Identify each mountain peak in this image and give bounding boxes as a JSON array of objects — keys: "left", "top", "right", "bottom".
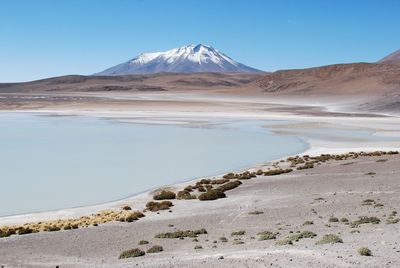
[{"left": 95, "top": 44, "right": 262, "bottom": 75}]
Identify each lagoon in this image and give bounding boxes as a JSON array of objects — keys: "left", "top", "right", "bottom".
[{"left": 0, "top": 113, "right": 308, "bottom": 216}]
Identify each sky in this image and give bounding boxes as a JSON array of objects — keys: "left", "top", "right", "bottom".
[{"left": 0, "top": 0, "right": 399, "bottom": 82}]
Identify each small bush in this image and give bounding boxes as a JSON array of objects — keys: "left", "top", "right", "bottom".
[
  {"left": 119, "top": 248, "right": 145, "bottom": 259},
  {"left": 303, "top": 220, "right": 314, "bottom": 225},
  {"left": 248, "top": 210, "right": 264, "bottom": 215},
  {"left": 147, "top": 245, "right": 163, "bottom": 253},
  {"left": 138, "top": 240, "right": 149, "bottom": 245},
  {"left": 177, "top": 190, "right": 196, "bottom": 200},
  {"left": 264, "top": 169, "right": 292, "bottom": 176},
  {"left": 258, "top": 231, "right": 278, "bottom": 240},
  {"left": 194, "top": 245, "right": 203, "bottom": 249},
  {"left": 220, "top": 237, "right": 228, "bottom": 242},
  {"left": 351, "top": 216, "right": 380, "bottom": 227},
  {"left": 316, "top": 234, "right": 343, "bottom": 245},
  {"left": 358, "top": 247, "right": 372, "bottom": 256},
  {"left": 146, "top": 201, "right": 173, "bottom": 212},
  {"left": 231, "top": 230, "right": 246, "bottom": 236},
  {"left": 198, "top": 189, "right": 226, "bottom": 201},
  {"left": 155, "top": 228, "right": 207, "bottom": 239},
  {"left": 276, "top": 238, "right": 293, "bottom": 246},
  {"left": 329, "top": 217, "right": 339, "bottom": 223},
  {"left": 153, "top": 190, "right": 176, "bottom": 200},
  {"left": 340, "top": 218, "right": 349, "bottom": 223},
  {"left": 217, "top": 180, "right": 242, "bottom": 192}
]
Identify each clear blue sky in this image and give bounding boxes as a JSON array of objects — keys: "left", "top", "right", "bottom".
[{"left": 0, "top": 0, "right": 399, "bottom": 82}]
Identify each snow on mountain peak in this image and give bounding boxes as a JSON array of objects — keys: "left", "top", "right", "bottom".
[{"left": 95, "top": 44, "right": 262, "bottom": 75}]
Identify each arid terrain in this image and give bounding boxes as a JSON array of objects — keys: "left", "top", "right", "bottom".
[{"left": 1, "top": 152, "right": 399, "bottom": 267}]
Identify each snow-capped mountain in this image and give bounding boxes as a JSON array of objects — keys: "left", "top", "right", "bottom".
[{"left": 95, "top": 44, "right": 262, "bottom": 75}]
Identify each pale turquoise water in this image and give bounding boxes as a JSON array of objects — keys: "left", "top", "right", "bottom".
[{"left": 0, "top": 113, "right": 308, "bottom": 216}]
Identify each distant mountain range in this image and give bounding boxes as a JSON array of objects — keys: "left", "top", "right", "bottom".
[{"left": 95, "top": 44, "right": 262, "bottom": 75}]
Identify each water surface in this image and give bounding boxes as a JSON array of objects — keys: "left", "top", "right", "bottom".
[{"left": 0, "top": 113, "right": 307, "bottom": 216}]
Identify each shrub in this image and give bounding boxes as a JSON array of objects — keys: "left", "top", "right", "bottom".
[
  {"left": 210, "top": 178, "right": 229, "bottom": 184},
  {"left": 220, "top": 237, "right": 228, "bottom": 242},
  {"left": 303, "top": 221, "right": 314, "bottom": 225},
  {"left": 297, "top": 163, "right": 314, "bottom": 170},
  {"left": 217, "top": 180, "right": 242, "bottom": 192},
  {"left": 231, "top": 230, "right": 246, "bottom": 236},
  {"left": 17, "top": 227, "right": 34, "bottom": 235},
  {"left": 223, "top": 173, "right": 236, "bottom": 180},
  {"left": 248, "top": 210, "right": 264, "bottom": 215},
  {"left": 286, "top": 231, "right": 317, "bottom": 242},
  {"left": 194, "top": 245, "right": 203, "bottom": 249},
  {"left": 329, "top": 217, "right": 339, "bottom": 223},
  {"left": 155, "top": 228, "right": 207, "bottom": 239},
  {"left": 316, "top": 234, "right": 343, "bottom": 245},
  {"left": 276, "top": 238, "right": 293, "bottom": 246},
  {"left": 258, "top": 231, "right": 278, "bottom": 240},
  {"left": 351, "top": 216, "right": 380, "bottom": 227},
  {"left": 198, "top": 189, "right": 226, "bottom": 201},
  {"left": 138, "top": 240, "right": 149, "bottom": 245},
  {"left": 264, "top": 169, "right": 292, "bottom": 176},
  {"left": 119, "top": 248, "right": 145, "bottom": 259},
  {"left": 153, "top": 190, "right": 176, "bottom": 200},
  {"left": 340, "top": 218, "right": 349, "bottom": 223},
  {"left": 121, "top": 205, "right": 132, "bottom": 210},
  {"left": 147, "top": 245, "right": 163, "bottom": 253},
  {"left": 358, "top": 247, "right": 372, "bottom": 256},
  {"left": 146, "top": 201, "right": 173, "bottom": 212},
  {"left": 197, "top": 185, "right": 206, "bottom": 192},
  {"left": 177, "top": 190, "right": 196, "bottom": 200}
]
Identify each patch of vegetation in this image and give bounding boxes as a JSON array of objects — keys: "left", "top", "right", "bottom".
[
  {"left": 258, "top": 231, "right": 278, "bottom": 240},
  {"left": 297, "top": 162, "right": 314, "bottom": 170},
  {"left": 386, "top": 218, "right": 400, "bottom": 224},
  {"left": 220, "top": 237, "right": 228, "bottom": 242},
  {"left": 365, "top": 172, "right": 376, "bottom": 176},
  {"left": 314, "top": 197, "right": 325, "bottom": 201},
  {"left": 176, "top": 190, "right": 196, "bottom": 200},
  {"left": 231, "top": 230, "right": 246, "bottom": 236},
  {"left": 350, "top": 229, "right": 360, "bottom": 234},
  {"left": 217, "top": 180, "right": 242, "bottom": 192},
  {"left": 358, "top": 247, "right": 372, "bottom": 256},
  {"left": 351, "top": 216, "right": 380, "bottom": 227},
  {"left": 362, "top": 199, "right": 375, "bottom": 206},
  {"left": 147, "top": 245, "right": 163, "bottom": 253},
  {"left": 194, "top": 245, "right": 203, "bottom": 249},
  {"left": 153, "top": 190, "right": 176, "bottom": 200},
  {"left": 340, "top": 218, "right": 349, "bottom": 223},
  {"left": 145, "top": 201, "right": 173, "bottom": 212},
  {"left": 155, "top": 228, "right": 207, "bottom": 239},
  {"left": 121, "top": 205, "right": 132, "bottom": 210},
  {"left": 316, "top": 234, "right": 343, "bottom": 245},
  {"left": 329, "top": 216, "right": 339, "bottom": 223},
  {"left": 264, "top": 169, "right": 292, "bottom": 176},
  {"left": 119, "top": 248, "right": 145, "bottom": 259},
  {"left": 303, "top": 220, "right": 314, "bottom": 226},
  {"left": 198, "top": 189, "right": 226, "bottom": 201},
  {"left": 248, "top": 210, "right": 264, "bottom": 215},
  {"left": 287, "top": 230, "right": 317, "bottom": 242},
  {"left": 275, "top": 238, "right": 293, "bottom": 246},
  {"left": 138, "top": 240, "right": 149, "bottom": 245},
  {"left": 376, "top": 159, "right": 388, "bottom": 162},
  {"left": 233, "top": 239, "right": 244, "bottom": 245}
]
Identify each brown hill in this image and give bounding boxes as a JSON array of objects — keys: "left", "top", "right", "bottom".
[
  {"left": 0, "top": 72, "right": 263, "bottom": 93},
  {"left": 257, "top": 63, "right": 400, "bottom": 96}
]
